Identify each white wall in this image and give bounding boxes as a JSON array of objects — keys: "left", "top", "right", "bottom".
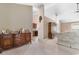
[{"left": 0, "top": 3, "right": 32, "bottom": 32}]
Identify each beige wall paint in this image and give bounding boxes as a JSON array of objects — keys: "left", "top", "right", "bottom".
[
  {"left": 0, "top": 4, "right": 32, "bottom": 32},
  {"left": 9, "top": 4, "right": 32, "bottom": 32},
  {"left": 60, "top": 21, "right": 79, "bottom": 32},
  {"left": 0, "top": 4, "right": 10, "bottom": 31},
  {"left": 60, "top": 22, "right": 71, "bottom": 32}
]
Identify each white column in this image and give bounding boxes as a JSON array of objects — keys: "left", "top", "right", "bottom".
[
  {"left": 37, "top": 4, "right": 44, "bottom": 40},
  {"left": 33, "top": 4, "right": 44, "bottom": 40},
  {"left": 56, "top": 19, "right": 60, "bottom": 33}
]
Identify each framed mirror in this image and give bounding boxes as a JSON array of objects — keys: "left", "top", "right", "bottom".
[{"left": 39, "top": 16, "right": 42, "bottom": 23}]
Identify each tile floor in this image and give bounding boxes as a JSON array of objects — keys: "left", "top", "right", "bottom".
[{"left": 1, "top": 37, "right": 79, "bottom": 55}]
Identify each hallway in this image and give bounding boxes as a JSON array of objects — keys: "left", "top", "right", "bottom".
[{"left": 1, "top": 37, "right": 79, "bottom": 55}]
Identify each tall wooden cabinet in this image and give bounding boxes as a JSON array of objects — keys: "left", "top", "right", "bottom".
[{"left": 48, "top": 22, "right": 52, "bottom": 39}]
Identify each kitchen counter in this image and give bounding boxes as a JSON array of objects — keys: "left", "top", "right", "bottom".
[{"left": 56, "top": 31, "right": 79, "bottom": 49}]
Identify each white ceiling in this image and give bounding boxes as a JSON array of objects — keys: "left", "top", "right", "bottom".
[{"left": 45, "top": 3, "right": 79, "bottom": 22}]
